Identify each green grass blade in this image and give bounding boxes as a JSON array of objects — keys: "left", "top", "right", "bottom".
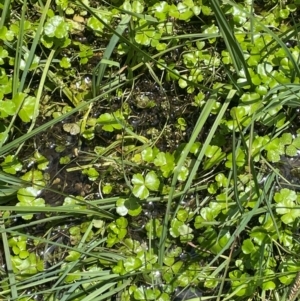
[
  {"left": 18, "top": 0, "right": 51, "bottom": 92},
  {"left": 0, "top": 216, "right": 18, "bottom": 300},
  {"left": 158, "top": 96, "right": 217, "bottom": 266},
  {"left": 12, "top": 0, "right": 26, "bottom": 97},
  {"left": 15, "top": 49, "right": 57, "bottom": 155},
  {"left": 0, "top": 0, "right": 11, "bottom": 28},
  {"left": 209, "top": 0, "right": 251, "bottom": 86},
  {"left": 207, "top": 172, "right": 275, "bottom": 269},
  {"left": 94, "top": 15, "right": 131, "bottom": 96},
  {"left": 0, "top": 205, "right": 114, "bottom": 219},
  {"left": 231, "top": 123, "right": 244, "bottom": 213},
  {"left": 181, "top": 89, "right": 236, "bottom": 200}
]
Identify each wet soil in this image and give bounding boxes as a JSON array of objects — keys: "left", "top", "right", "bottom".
[{"left": 13, "top": 76, "right": 210, "bottom": 208}]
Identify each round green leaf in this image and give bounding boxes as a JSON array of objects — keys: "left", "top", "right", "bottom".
[
  {"left": 124, "top": 257, "right": 142, "bottom": 272},
  {"left": 19, "top": 250, "right": 29, "bottom": 259},
  {"left": 82, "top": 167, "right": 99, "bottom": 181},
  {"left": 177, "top": 209, "right": 188, "bottom": 222},
  {"left": 286, "top": 144, "right": 297, "bottom": 156},
  {"left": 178, "top": 224, "right": 193, "bottom": 236},
  {"left": 116, "top": 217, "right": 128, "bottom": 229},
  {"left": 116, "top": 199, "right": 128, "bottom": 216},
  {"left": 0, "top": 100, "right": 16, "bottom": 117},
  {"left": 141, "top": 148, "right": 153, "bottom": 162},
  {"left": 87, "top": 16, "right": 104, "bottom": 32},
  {"left": 34, "top": 151, "right": 49, "bottom": 170},
  {"left": 17, "top": 187, "right": 39, "bottom": 203},
  {"left": 293, "top": 137, "right": 300, "bottom": 149},
  {"left": 60, "top": 57, "right": 71, "bottom": 68},
  {"left": 178, "top": 165, "right": 189, "bottom": 181},
  {"left": 170, "top": 218, "right": 183, "bottom": 238},
  {"left": 154, "top": 152, "right": 167, "bottom": 166},
  {"left": 44, "top": 16, "right": 69, "bottom": 39},
  {"left": 60, "top": 156, "right": 71, "bottom": 164},
  {"left": 124, "top": 198, "right": 142, "bottom": 216},
  {"left": 1, "top": 155, "right": 22, "bottom": 174},
  {"left": 132, "top": 184, "right": 149, "bottom": 200},
  {"left": 21, "top": 170, "right": 45, "bottom": 187},
  {"left": 279, "top": 8, "right": 289, "bottom": 19},
  {"left": 242, "top": 239, "right": 256, "bottom": 254},
  {"left": 132, "top": 173, "right": 144, "bottom": 185},
  {"left": 65, "top": 251, "right": 81, "bottom": 261},
  {"left": 145, "top": 171, "right": 160, "bottom": 191},
  {"left": 12, "top": 93, "right": 36, "bottom": 122},
  {"left": 262, "top": 270, "right": 276, "bottom": 290},
  {"left": 97, "top": 112, "right": 122, "bottom": 132}
]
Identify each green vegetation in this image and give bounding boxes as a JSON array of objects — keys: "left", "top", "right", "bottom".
[{"left": 1, "top": 0, "right": 300, "bottom": 300}]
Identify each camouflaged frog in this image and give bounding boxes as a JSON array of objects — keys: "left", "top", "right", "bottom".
[{"left": 278, "top": 156, "right": 300, "bottom": 190}]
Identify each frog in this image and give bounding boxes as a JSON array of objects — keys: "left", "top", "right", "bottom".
[
  {"left": 43, "top": 236, "right": 68, "bottom": 269},
  {"left": 277, "top": 155, "right": 300, "bottom": 190},
  {"left": 135, "top": 92, "right": 156, "bottom": 109}
]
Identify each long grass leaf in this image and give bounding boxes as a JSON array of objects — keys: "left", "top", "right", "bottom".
[
  {"left": 12, "top": 0, "right": 26, "bottom": 97},
  {"left": 16, "top": 49, "right": 57, "bottom": 156},
  {"left": 158, "top": 97, "right": 217, "bottom": 266},
  {"left": 209, "top": 0, "right": 251, "bottom": 85},
  {"left": 207, "top": 172, "right": 275, "bottom": 269},
  {"left": 94, "top": 15, "right": 131, "bottom": 96},
  {"left": 231, "top": 122, "right": 244, "bottom": 213},
  {"left": 181, "top": 89, "right": 236, "bottom": 199},
  {"left": 0, "top": 205, "right": 114, "bottom": 219},
  {"left": 18, "top": 0, "right": 51, "bottom": 92},
  {"left": 0, "top": 215, "right": 18, "bottom": 300},
  {"left": 0, "top": 0, "right": 11, "bottom": 28}
]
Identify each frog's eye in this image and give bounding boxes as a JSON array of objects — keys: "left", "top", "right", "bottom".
[{"left": 63, "top": 123, "right": 80, "bottom": 135}]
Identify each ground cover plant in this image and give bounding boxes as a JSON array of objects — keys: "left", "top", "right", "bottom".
[{"left": 2, "top": 0, "right": 300, "bottom": 300}]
